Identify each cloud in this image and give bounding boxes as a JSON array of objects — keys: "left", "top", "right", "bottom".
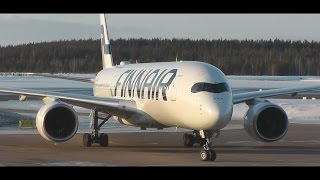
[
  {"left": 2, "top": 14, "right": 320, "bottom": 46},
  {"left": 0, "top": 16, "right": 157, "bottom": 46},
  {"left": 0, "top": 14, "right": 19, "bottom": 21},
  {"left": 0, "top": 17, "right": 99, "bottom": 46}
]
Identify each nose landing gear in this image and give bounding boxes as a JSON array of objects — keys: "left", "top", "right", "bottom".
[
  {"left": 199, "top": 130, "right": 218, "bottom": 161},
  {"left": 183, "top": 130, "right": 220, "bottom": 161}
]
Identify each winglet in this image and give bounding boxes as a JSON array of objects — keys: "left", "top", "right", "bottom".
[{"left": 99, "top": 14, "right": 114, "bottom": 69}]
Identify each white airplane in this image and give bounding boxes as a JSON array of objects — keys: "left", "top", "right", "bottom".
[{"left": 1, "top": 14, "right": 320, "bottom": 161}]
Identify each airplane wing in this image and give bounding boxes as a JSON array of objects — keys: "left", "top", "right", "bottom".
[
  {"left": 32, "top": 73, "right": 94, "bottom": 83},
  {"left": 0, "top": 88, "right": 136, "bottom": 118},
  {"left": 233, "top": 85, "right": 320, "bottom": 104},
  {"left": 2, "top": 85, "right": 320, "bottom": 115}
]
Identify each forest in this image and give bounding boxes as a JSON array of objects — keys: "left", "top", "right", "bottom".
[{"left": 1, "top": 38, "right": 320, "bottom": 75}]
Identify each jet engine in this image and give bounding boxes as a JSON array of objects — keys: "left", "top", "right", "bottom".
[
  {"left": 244, "top": 99, "right": 288, "bottom": 142},
  {"left": 36, "top": 102, "right": 78, "bottom": 142}
]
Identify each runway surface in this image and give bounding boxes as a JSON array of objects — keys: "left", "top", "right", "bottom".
[{"left": 0, "top": 123, "right": 320, "bottom": 166}]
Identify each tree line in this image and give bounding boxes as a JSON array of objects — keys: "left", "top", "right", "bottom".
[{"left": 1, "top": 38, "right": 320, "bottom": 75}]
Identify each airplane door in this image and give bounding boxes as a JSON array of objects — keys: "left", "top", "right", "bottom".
[{"left": 170, "top": 75, "right": 182, "bottom": 101}]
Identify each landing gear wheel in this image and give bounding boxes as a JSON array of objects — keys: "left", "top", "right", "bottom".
[
  {"left": 200, "top": 150, "right": 210, "bottom": 161},
  {"left": 83, "top": 133, "right": 92, "bottom": 147},
  {"left": 200, "top": 150, "right": 216, "bottom": 161},
  {"left": 208, "top": 149, "right": 216, "bottom": 161},
  {"left": 183, "top": 134, "right": 194, "bottom": 147},
  {"left": 99, "top": 133, "right": 109, "bottom": 147}
]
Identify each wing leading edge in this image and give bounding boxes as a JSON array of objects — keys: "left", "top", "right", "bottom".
[
  {"left": 233, "top": 85, "right": 320, "bottom": 104},
  {"left": 0, "top": 88, "right": 136, "bottom": 118}
]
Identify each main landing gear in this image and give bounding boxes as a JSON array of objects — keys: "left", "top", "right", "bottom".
[
  {"left": 183, "top": 130, "right": 220, "bottom": 161},
  {"left": 83, "top": 110, "right": 111, "bottom": 147}
]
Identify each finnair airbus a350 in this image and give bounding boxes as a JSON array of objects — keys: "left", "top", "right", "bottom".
[{"left": 1, "top": 14, "right": 320, "bottom": 161}]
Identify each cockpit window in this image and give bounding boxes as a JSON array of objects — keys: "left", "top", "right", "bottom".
[{"left": 191, "top": 82, "right": 230, "bottom": 93}]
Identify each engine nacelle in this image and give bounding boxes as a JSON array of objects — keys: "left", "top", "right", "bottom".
[
  {"left": 36, "top": 102, "right": 78, "bottom": 142},
  {"left": 244, "top": 99, "right": 288, "bottom": 142}
]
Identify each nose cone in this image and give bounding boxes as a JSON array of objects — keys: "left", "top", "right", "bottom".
[{"left": 203, "top": 93, "right": 233, "bottom": 130}]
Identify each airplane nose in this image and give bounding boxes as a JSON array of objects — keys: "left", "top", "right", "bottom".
[
  {"left": 216, "top": 99, "right": 233, "bottom": 128},
  {"left": 204, "top": 94, "right": 233, "bottom": 130}
]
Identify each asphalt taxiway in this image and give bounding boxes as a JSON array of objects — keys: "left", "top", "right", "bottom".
[{"left": 0, "top": 123, "right": 320, "bottom": 166}]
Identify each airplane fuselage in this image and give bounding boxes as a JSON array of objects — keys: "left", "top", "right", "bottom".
[{"left": 93, "top": 61, "right": 233, "bottom": 131}]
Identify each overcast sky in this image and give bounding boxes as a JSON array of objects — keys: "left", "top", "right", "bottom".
[{"left": 1, "top": 14, "right": 320, "bottom": 46}]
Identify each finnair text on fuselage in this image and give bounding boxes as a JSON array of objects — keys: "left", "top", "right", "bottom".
[{"left": 114, "top": 69, "right": 177, "bottom": 101}]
